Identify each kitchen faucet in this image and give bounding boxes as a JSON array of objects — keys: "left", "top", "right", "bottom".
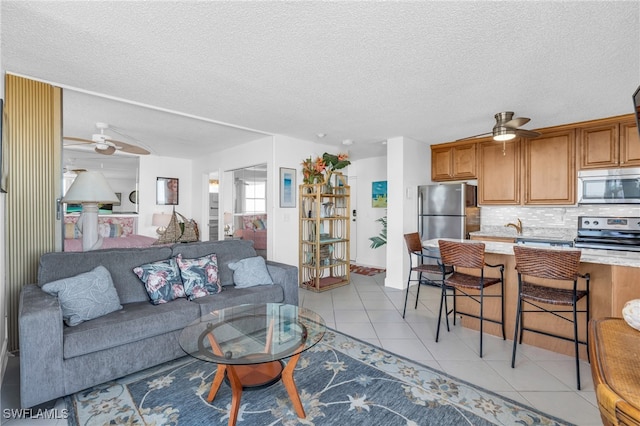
[{"left": 505, "top": 218, "right": 523, "bottom": 235}]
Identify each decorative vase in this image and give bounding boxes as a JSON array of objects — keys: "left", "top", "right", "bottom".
[
  {"left": 323, "top": 172, "right": 333, "bottom": 194},
  {"left": 622, "top": 299, "right": 640, "bottom": 331}
]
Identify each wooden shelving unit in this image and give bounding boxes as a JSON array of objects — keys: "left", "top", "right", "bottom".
[{"left": 299, "top": 173, "right": 350, "bottom": 292}]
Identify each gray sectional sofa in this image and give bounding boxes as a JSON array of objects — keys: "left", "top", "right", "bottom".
[{"left": 18, "top": 239, "right": 298, "bottom": 408}]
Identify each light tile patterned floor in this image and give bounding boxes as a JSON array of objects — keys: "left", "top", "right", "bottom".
[{"left": 2, "top": 272, "right": 601, "bottom": 425}]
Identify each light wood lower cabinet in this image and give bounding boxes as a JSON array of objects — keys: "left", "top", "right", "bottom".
[{"left": 455, "top": 252, "right": 640, "bottom": 360}]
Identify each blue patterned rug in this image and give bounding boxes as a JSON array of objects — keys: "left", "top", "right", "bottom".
[{"left": 65, "top": 329, "right": 572, "bottom": 425}]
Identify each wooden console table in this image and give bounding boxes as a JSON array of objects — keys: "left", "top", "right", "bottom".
[{"left": 589, "top": 318, "right": 640, "bottom": 426}]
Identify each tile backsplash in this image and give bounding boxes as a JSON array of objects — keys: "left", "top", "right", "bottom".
[{"left": 480, "top": 205, "right": 640, "bottom": 238}]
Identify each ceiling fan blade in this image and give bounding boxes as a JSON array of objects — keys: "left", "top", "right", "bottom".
[
  {"left": 456, "top": 131, "right": 492, "bottom": 141},
  {"left": 504, "top": 117, "right": 530, "bottom": 129},
  {"left": 63, "top": 136, "right": 93, "bottom": 144},
  {"left": 105, "top": 138, "right": 150, "bottom": 155},
  {"left": 95, "top": 146, "right": 117, "bottom": 155},
  {"left": 515, "top": 129, "right": 541, "bottom": 139}
]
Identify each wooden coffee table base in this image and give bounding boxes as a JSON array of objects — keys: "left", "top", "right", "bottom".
[{"left": 207, "top": 352, "right": 306, "bottom": 426}]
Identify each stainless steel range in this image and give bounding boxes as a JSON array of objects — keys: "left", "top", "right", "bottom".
[{"left": 574, "top": 216, "right": 640, "bottom": 252}]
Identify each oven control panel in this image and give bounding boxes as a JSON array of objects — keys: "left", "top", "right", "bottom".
[{"left": 578, "top": 216, "right": 640, "bottom": 231}]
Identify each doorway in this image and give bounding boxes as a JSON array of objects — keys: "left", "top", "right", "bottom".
[{"left": 226, "top": 164, "right": 268, "bottom": 258}]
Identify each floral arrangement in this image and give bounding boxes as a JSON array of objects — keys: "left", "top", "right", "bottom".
[{"left": 301, "top": 152, "right": 351, "bottom": 184}]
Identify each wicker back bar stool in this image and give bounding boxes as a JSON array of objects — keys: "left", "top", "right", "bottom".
[
  {"left": 402, "top": 233, "right": 453, "bottom": 318},
  {"left": 511, "top": 245, "right": 590, "bottom": 390},
  {"left": 436, "top": 240, "right": 505, "bottom": 358}
]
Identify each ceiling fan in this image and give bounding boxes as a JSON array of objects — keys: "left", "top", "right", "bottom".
[
  {"left": 458, "top": 111, "right": 541, "bottom": 141},
  {"left": 64, "top": 122, "right": 150, "bottom": 155}
]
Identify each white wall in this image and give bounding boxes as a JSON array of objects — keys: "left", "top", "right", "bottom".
[
  {"left": 138, "top": 155, "right": 194, "bottom": 237},
  {"left": 192, "top": 135, "right": 339, "bottom": 268},
  {"left": 349, "top": 156, "right": 387, "bottom": 268},
  {"left": 385, "top": 136, "right": 430, "bottom": 289},
  {"left": 108, "top": 177, "right": 137, "bottom": 213}
]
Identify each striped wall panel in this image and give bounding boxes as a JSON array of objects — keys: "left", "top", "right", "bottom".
[{"left": 5, "top": 74, "right": 61, "bottom": 351}]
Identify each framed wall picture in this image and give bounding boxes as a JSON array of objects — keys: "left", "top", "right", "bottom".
[
  {"left": 113, "top": 192, "right": 122, "bottom": 206},
  {"left": 372, "top": 180, "right": 388, "bottom": 208},
  {"left": 156, "top": 177, "right": 179, "bottom": 205},
  {"left": 280, "top": 167, "right": 296, "bottom": 208}
]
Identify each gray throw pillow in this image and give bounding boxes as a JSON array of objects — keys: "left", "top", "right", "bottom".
[
  {"left": 41, "top": 265, "right": 122, "bottom": 326},
  {"left": 228, "top": 256, "right": 274, "bottom": 288}
]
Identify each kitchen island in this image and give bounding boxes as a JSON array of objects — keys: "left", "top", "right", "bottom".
[{"left": 423, "top": 238, "right": 640, "bottom": 359}]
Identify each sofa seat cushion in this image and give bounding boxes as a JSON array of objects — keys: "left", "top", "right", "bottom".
[
  {"left": 190, "top": 285, "right": 285, "bottom": 315},
  {"left": 63, "top": 299, "right": 199, "bottom": 359}
]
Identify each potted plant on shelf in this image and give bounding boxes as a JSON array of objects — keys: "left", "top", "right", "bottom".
[{"left": 301, "top": 152, "right": 351, "bottom": 193}]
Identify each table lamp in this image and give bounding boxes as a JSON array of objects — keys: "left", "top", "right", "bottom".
[
  {"left": 62, "top": 171, "right": 119, "bottom": 251},
  {"left": 152, "top": 213, "right": 173, "bottom": 234}
]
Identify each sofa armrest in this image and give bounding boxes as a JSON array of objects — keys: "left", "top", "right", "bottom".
[
  {"left": 18, "top": 284, "right": 65, "bottom": 408},
  {"left": 266, "top": 261, "right": 299, "bottom": 306}
]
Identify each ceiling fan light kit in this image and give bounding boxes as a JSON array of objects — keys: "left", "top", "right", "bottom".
[
  {"left": 64, "top": 122, "right": 151, "bottom": 156},
  {"left": 458, "top": 111, "right": 541, "bottom": 143}
]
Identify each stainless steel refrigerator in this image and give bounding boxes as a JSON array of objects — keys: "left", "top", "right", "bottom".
[{"left": 418, "top": 183, "right": 480, "bottom": 240}]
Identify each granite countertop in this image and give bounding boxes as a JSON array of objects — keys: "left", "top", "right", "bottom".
[
  {"left": 423, "top": 238, "right": 640, "bottom": 268},
  {"left": 469, "top": 225, "right": 576, "bottom": 242}
]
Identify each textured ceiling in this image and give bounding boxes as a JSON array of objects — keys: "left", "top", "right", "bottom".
[{"left": 2, "top": 1, "right": 639, "bottom": 160}]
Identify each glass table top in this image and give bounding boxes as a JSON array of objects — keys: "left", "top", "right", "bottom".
[{"left": 179, "top": 303, "right": 326, "bottom": 365}]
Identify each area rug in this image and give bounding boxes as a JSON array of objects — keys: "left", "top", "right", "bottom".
[
  {"left": 65, "top": 329, "right": 572, "bottom": 426},
  {"left": 350, "top": 264, "right": 386, "bottom": 276}
]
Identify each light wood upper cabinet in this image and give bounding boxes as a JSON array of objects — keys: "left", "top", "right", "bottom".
[
  {"left": 578, "top": 119, "right": 640, "bottom": 169},
  {"left": 431, "top": 142, "right": 476, "bottom": 181},
  {"left": 524, "top": 129, "right": 576, "bottom": 205},
  {"left": 478, "top": 138, "right": 520, "bottom": 205},
  {"left": 620, "top": 121, "right": 640, "bottom": 166}
]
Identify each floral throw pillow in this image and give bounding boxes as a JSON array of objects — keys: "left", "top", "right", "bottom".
[
  {"left": 133, "top": 258, "right": 185, "bottom": 305},
  {"left": 175, "top": 253, "right": 221, "bottom": 300}
]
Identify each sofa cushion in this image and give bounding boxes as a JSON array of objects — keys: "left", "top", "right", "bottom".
[
  {"left": 38, "top": 246, "right": 173, "bottom": 304},
  {"left": 175, "top": 253, "right": 221, "bottom": 299},
  {"left": 41, "top": 265, "right": 122, "bottom": 326},
  {"left": 228, "top": 256, "right": 274, "bottom": 288},
  {"left": 189, "top": 285, "right": 285, "bottom": 315},
  {"left": 133, "top": 257, "right": 185, "bottom": 304},
  {"left": 63, "top": 299, "right": 200, "bottom": 359},
  {"left": 171, "top": 240, "right": 256, "bottom": 286}
]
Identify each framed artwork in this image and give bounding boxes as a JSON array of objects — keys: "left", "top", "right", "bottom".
[
  {"left": 113, "top": 192, "right": 122, "bottom": 206},
  {"left": 156, "top": 177, "right": 179, "bottom": 205},
  {"left": 372, "top": 181, "right": 388, "bottom": 208},
  {"left": 279, "top": 167, "right": 296, "bottom": 208}
]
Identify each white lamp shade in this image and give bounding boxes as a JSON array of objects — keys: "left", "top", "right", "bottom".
[
  {"left": 152, "top": 213, "right": 173, "bottom": 227},
  {"left": 62, "top": 171, "right": 119, "bottom": 204}
]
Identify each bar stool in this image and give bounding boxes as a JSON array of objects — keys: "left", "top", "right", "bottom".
[
  {"left": 511, "top": 245, "right": 590, "bottom": 390},
  {"left": 436, "top": 240, "right": 505, "bottom": 358},
  {"left": 402, "top": 233, "right": 453, "bottom": 318}
]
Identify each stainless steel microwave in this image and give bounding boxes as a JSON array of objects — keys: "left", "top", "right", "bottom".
[{"left": 578, "top": 168, "right": 640, "bottom": 204}]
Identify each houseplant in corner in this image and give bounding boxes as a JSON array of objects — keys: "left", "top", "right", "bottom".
[{"left": 369, "top": 216, "right": 387, "bottom": 248}]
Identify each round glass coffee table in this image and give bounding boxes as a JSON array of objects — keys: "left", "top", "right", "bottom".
[{"left": 179, "top": 303, "right": 325, "bottom": 426}]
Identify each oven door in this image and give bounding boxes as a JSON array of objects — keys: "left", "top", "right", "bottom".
[{"left": 578, "top": 169, "right": 640, "bottom": 204}]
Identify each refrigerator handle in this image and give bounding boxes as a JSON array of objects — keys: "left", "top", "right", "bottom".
[{"left": 417, "top": 190, "right": 423, "bottom": 236}]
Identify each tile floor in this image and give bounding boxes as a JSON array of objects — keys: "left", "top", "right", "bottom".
[{"left": 1, "top": 271, "right": 601, "bottom": 425}]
